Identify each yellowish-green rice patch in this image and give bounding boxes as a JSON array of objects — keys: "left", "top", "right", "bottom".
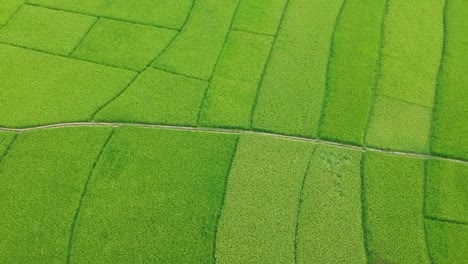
[
  {"left": 297, "top": 145, "right": 366, "bottom": 263},
  {"left": 216, "top": 133, "right": 314, "bottom": 263}
]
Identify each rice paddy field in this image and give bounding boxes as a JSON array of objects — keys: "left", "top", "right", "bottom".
[{"left": 0, "top": 0, "right": 467, "bottom": 263}]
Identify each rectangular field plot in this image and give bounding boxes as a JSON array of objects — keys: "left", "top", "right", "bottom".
[
  {"left": 232, "top": 0, "right": 287, "bottom": 35},
  {"left": 362, "top": 152, "right": 430, "bottom": 263},
  {"left": 94, "top": 68, "right": 208, "bottom": 126},
  {"left": 27, "top": 0, "right": 191, "bottom": 29},
  {"left": 198, "top": 31, "right": 273, "bottom": 129},
  {"left": 0, "top": 44, "right": 136, "bottom": 128},
  {"left": 68, "top": 127, "right": 238, "bottom": 263},
  {"left": 318, "top": 0, "right": 386, "bottom": 145},
  {"left": 72, "top": 19, "right": 176, "bottom": 71},
  {"left": 426, "top": 220, "right": 468, "bottom": 263},
  {"left": 0, "top": 5, "right": 96, "bottom": 56},
  {"left": 426, "top": 159, "right": 468, "bottom": 223},
  {"left": 252, "top": 0, "right": 344, "bottom": 137},
  {"left": 153, "top": 0, "right": 240, "bottom": 80},
  {"left": 297, "top": 145, "right": 366, "bottom": 263},
  {"left": 430, "top": 0, "right": 468, "bottom": 160},
  {"left": 376, "top": 0, "right": 444, "bottom": 107},
  {"left": 366, "top": 96, "right": 431, "bottom": 153},
  {"left": 0, "top": 127, "right": 112, "bottom": 263},
  {"left": 216, "top": 133, "right": 314, "bottom": 263}
]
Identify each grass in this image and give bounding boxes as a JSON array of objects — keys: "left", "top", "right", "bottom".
[
  {"left": 27, "top": 0, "right": 191, "bottom": 29},
  {"left": 232, "top": 0, "right": 287, "bottom": 35},
  {"left": 0, "top": 127, "right": 112, "bottom": 263},
  {"left": 198, "top": 30, "right": 273, "bottom": 129},
  {"left": 252, "top": 0, "right": 345, "bottom": 138},
  {"left": 0, "top": 44, "right": 136, "bottom": 128},
  {"left": 366, "top": 96, "right": 432, "bottom": 153},
  {"left": 215, "top": 133, "right": 314, "bottom": 263},
  {"left": 296, "top": 145, "right": 366, "bottom": 263},
  {"left": 152, "top": 0, "right": 240, "bottom": 80},
  {"left": 71, "top": 19, "right": 177, "bottom": 71},
  {"left": 426, "top": 159, "right": 468, "bottom": 223},
  {"left": 318, "top": 0, "right": 387, "bottom": 145},
  {"left": 0, "top": 5, "right": 96, "bottom": 56},
  {"left": 430, "top": 0, "right": 468, "bottom": 160},
  {"left": 68, "top": 127, "right": 238, "bottom": 263},
  {"left": 426, "top": 220, "right": 468, "bottom": 263},
  {"left": 362, "top": 152, "right": 430, "bottom": 263},
  {"left": 94, "top": 68, "right": 208, "bottom": 126}
]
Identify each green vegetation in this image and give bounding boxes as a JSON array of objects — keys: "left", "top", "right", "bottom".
[
  {"left": 216, "top": 133, "right": 313, "bottom": 263},
  {"left": 27, "top": 0, "right": 191, "bottom": 29},
  {"left": 426, "top": 220, "right": 468, "bottom": 263},
  {"left": 0, "top": 44, "right": 135, "bottom": 128},
  {"left": 431, "top": 0, "right": 468, "bottom": 160},
  {"left": 319, "top": 0, "right": 386, "bottom": 145},
  {"left": 365, "top": 0, "right": 444, "bottom": 153},
  {"left": 0, "top": 127, "right": 112, "bottom": 263},
  {"left": 366, "top": 96, "right": 431, "bottom": 153},
  {"left": 362, "top": 152, "right": 430, "bottom": 263},
  {"left": 252, "top": 0, "right": 344, "bottom": 137},
  {"left": 69, "top": 127, "right": 238, "bottom": 263},
  {"left": 198, "top": 31, "right": 273, "bottom": 129},
  {"left": 153, "top": 0, "right": 240, "bottom": 80},
  {"left": 0, "top": 0, "right": 24, "bottom": 25},
  {"left": 72, "top": 19, "right": 176, "bottom": 71},
  {"left": 297, "top": 145, "right": 366, "bottom": 263},
  {"left": 0, "top": 5, "right": 96, "bottom": 55},
  {"left": 0, "top": 131, "right": 16, "bottom": 157},
  {"left": 0, "top": 0, "right": 466, "bottom": 262},
  {"left": 232, "top": 0, "right": 287, "bottom": 35},
  {"left": 376, "top": 0, "right": 444, "bottom": 107},
  {"left": 426, "top": 159, "right": 468, "bottom": 223},
  {"left": 94, "top": 68, "right": 208, "bottom": 126}
]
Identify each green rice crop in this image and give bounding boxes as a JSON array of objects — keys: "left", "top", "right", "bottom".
[
  {"left": 94, "top": 68, "right": 208, "bottom": 126},
  {"left": 430, "top": 0, "right": 468, "bottom": 160},
  {"left": 0, "top": 0, "right": 24, "bottom": 25},
  {"left": 296, "top": 145, "right": 366, "bottom": 263},
  {"left": 232, "top": 0, "right": 287, "bottom": 35},
  {"left": 362, "top": 152, "right": 430, "bottom": 263},
  {"left": 28, "top": 0, "right": 191, "bottom": 29},
  {"left": 153, "top": 0, "right": 240, "bottom": 80},
  {"left": 0, "top": 131, "right": 16, "bottom": 158},
  {"left": 426, "top": 159, "right": 468, "bottom": 223},
  {"left": 319, "top": 0, "right": 386, "bottom": 145},
  {"left": 72, "top": 19, "right": 176, "bottom": 71},
  {"left": 0, "top": 44, "right": 136, "bottom": 128},
  {"left": 426, "top": 220, "right": 468, "bottom": 263},
  {"left": 216, "top": 133, "right": 314, "bottom": 263},
  {"left": 366, "top": 96, "right": 431, "bottom": 153},
  {"left": 0, "top": 5, "right": 96, "bottom": 55},
  {"left": 376, "top": 0, "right": 444, "bottom": 107},
  {"left": 252, "top": 0, "right": 344, "bottom": 137},
  {"left": 198, "top": 30, "right": 273, "bottom": 129},
  {"left": 69, "top": 127, "right": 238, "bottom": 263},
  {"left": 0, "top": 127, "right": 112, "bottom": 263}
]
